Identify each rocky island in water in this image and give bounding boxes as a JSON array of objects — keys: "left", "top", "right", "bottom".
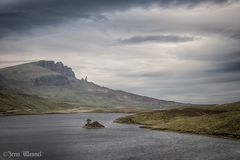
[{"left": 83, "top": 119, "right": 105, "bottom": 129}]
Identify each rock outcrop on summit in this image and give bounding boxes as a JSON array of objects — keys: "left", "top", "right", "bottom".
[{"left": 33, "top": 60, "right": 76, "bottom": 79}]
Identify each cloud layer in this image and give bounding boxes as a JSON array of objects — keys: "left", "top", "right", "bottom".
[
  {"left": 0, "top": 0, "right": 239, "bottom": 104},
  {"left": 0, "top": 0, "right": 235, "bottom": 38},
  {"left": 118, "top": 35, "right": 196, "bottom": 44}
]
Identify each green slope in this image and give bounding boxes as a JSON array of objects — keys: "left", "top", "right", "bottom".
[
  {"left": 0, "top": 90, "right": 75, "bottom": 115},
  {"left": 0, "top": 63, "right": 60, "bottom": 81},
  {"left": 0, "top": 61, "right": 183, "bottom": 109},
  {"left": 115, "top": 102, "right": 240, "bottom": 139}
]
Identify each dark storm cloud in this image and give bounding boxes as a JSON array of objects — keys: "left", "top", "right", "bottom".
[
  {"left": 230, "top": 33, "right": 240, "bottom": 39},
  {"left": 119, "top": 69, "right": 240, "bottom": 83},
  {"left": 0, "top": 0, "right": 233, "bottom": 38},
  {"left": 118, "top": 51, "right": 240, "bottom": 85},
  {"left": 214, "top": 51, "right": 240, "bottom": 62},
  {"left": 118, "top": 35, "right": 195, "bottom": 44},
  {"left": 180, "top": 50, "right": 240, "bottom": 62},
  {"left": 210, "top": 60, "right": 240, "bottom": 73}
]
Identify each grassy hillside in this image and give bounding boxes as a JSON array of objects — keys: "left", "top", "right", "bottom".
[
  {"left": 0, "top": 63, "right": 59, "bottom": 81},
  {"left": 0, "top": 90, "right": 78, "bottom": 115},
  {"left": 0, "top": 61, "right": 184, "bottom": 109},
  {"left": 0, "top": 88, "right": 151, "bottom": 115},
  {"left": 115, "top": 102, "right": 240, "bottom": 139}
]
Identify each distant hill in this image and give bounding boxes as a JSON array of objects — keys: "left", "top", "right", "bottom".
[{"left": 0, "top": 60, "right": 185, "bottom": 115}]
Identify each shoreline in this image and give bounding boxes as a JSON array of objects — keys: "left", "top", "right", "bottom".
[
  {"left": 0, "top": 111, "right": 134, "bottom": 117},
  {"left": 114, "top": 106, "right": 240, "bottom": 140},
  {"left": 114, "top": 121, "right": 240, "bottom": 140},
  {"left": 1, "top": 111, "right": 239, "bottom": 140},
  {"left": 141, "top": 125, "right": 240, "bottom": 140},
  {"left": 0, "top": 107, "right": 149, "bottom": 117}
]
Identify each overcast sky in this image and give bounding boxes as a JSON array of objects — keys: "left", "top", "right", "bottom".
[{"left": 0, "top": 0, "right": 240, "bottom": 104}]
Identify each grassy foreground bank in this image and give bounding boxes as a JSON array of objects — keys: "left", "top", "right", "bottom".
[{"left": 115, "top": 102, "right": 240, "bottom": 139}]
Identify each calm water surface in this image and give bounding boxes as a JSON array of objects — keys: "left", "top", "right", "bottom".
[{"left": 0, "top": 113, "right": 240, "bottom": 160}]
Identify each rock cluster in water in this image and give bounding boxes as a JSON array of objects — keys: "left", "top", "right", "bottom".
[{"left": 83, "top": 119, "right": 105, "bottom": 129}]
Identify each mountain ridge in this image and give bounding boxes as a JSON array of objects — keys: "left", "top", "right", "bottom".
[{"left": 0, "top": 60, "right": 186, "bottom": 114}]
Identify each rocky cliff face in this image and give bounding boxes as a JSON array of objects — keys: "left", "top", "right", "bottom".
[
  {"left": 33, "top": 60, "right": 76, "bottom": 79},
  {"left": 0, "top": 74, "right": 5, "bottom": 81},
  {"left": 33, "top": 75, "right": 70, "bottom": 86}
]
